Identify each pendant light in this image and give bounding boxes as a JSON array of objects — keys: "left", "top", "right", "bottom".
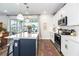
[
  {"left": 16, "top": 4, "right": 24, "bottom": 21},
  {"left": 17, "top": 13, "right": 24, "bottom": 21}
]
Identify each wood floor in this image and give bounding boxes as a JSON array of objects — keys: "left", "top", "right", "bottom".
[
  {"left": 38, "top": 39, "right": 61, "bottom": 56},
  {"left": 0, "top": 46, "right": 8, "bottom": 56}
]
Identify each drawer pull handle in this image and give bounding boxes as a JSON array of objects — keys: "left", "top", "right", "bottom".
[{"left": 65, "top": 44, "right": 68, "bottom": 49}]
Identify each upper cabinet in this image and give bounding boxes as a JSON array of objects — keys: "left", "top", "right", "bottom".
[{"left": 56, "top": 3, "right": 79, "bottom": 26}]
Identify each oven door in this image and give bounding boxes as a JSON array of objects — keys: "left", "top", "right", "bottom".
[{"left": 54, "top": 33, "right": 61, "bottom": 52}]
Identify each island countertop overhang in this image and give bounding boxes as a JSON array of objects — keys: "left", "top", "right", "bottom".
[{"left": 4, "top": 32, "right": 39, "bottom": 40}]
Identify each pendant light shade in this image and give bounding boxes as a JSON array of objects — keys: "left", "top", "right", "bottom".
[{"left": 17, "top": 13, "right": 24, "bottom": 21}]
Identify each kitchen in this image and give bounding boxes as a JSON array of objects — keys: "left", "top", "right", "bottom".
[{"left": 0, "top": 3, "right": 79, "bottom": 56}]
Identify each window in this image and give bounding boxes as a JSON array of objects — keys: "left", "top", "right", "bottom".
[{"left": 9, "top": 15, "right": 39, "bottom": 35}]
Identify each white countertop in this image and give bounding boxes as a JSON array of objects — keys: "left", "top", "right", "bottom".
[
  {"left": 61, "top": 35, "right": 79, "bottom": 44},
  {"left": 5, "top": 32, "right": 38, "bottom": 40}
]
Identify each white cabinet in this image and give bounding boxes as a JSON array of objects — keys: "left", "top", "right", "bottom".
[
  {"left": 50, "top": 32, "right": 54, "bottom": 43},
  {"left": 68, "top": 40, "right": 79, "bottom": 56},
  {"left": 61, "top": 35, "right": 79, "bottom": 56},
  {"left": 61, "top": 36, "right": 69, "bottom": 56}
]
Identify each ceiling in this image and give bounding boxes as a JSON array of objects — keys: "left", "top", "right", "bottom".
[{"left": 0, "top": 3, "right": 65, "bottom": 16}]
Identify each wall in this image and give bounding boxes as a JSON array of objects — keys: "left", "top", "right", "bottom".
[{"left": 39, "top": 12, "right": 53, "bottom": 39}]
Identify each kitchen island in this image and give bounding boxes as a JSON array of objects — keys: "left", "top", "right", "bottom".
[{"left": 5, "top": 32, "right": 39, "bottom": 56}]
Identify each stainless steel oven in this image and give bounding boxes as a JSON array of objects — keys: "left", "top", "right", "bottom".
[{"left": 54, "top": 33, "right": 61, "bottom": 52}]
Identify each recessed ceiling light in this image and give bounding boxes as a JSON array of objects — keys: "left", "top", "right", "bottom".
[
  {"left": 24, "top": 3, "right": 27, "bottom": 5},
  {"left": 4, "top": 10, "right": 8, "bottom": 13},
  {"left": 26, "top": 6, "right": 29, "bottom": 8}
]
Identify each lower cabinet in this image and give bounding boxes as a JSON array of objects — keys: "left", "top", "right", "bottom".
[
  {"left": 13, "top": 39, "right": 36, "bottom": 56},
  {"left": 61, "top": 36, "right": 69, "bottom": 56},
  {"left": 50, "top": 32, "right": 54, "bottom": 43},
  {"left": 68, "top": 40, "right": 79, "bottom": 56},
  {"left": 61, "top": 36, "right": 79, "bottom": 56}
]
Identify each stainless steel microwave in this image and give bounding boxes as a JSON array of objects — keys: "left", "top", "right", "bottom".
[{"left": 58, "top": 16, "right": 67, "bottom": 26}]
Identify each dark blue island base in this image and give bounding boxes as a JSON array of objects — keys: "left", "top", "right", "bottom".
[{"left": 13, "top": 39, "right": 36, "bottom": 56}]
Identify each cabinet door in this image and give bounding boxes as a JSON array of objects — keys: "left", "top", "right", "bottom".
[
  {"left": 68, "top": 40, "right": 79, "bottom": 56},
  {"left": 61, "top": 36, "right": 69, "bottom": 56},
  {"left": 61, "top": 36, "right": 68, "bottom": 56},
  {"left": 19, "top": 39, "right": 36, "bottom": 56},
  {"left": 50, "top": 32, "right": 54, "bottom": 43},
  {"left": 13, "top": 39, "right": 36, "bottom": 56}
]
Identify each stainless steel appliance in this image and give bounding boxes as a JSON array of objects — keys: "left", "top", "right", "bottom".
[
  {"left": 54, "top": 33, "right": 61, "bottom": 52},
  {"left": 58, "top": 29, "right": 76, "bottom": 35},
  {"left": 58, "top": 16, "right": 67, "bottom": 26}
]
